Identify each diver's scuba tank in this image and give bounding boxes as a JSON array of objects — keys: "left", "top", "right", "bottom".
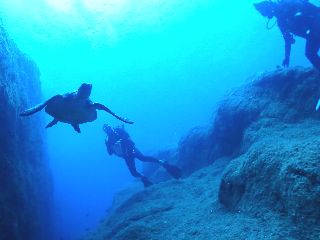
[
  {"left": 113, "top": 139, "right": 134, "bottom": 158},
  {"left": 113, "top": 140, "right": 124, "bottom": 157}
]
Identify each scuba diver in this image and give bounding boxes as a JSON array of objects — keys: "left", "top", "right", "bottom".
[
  {"left": 103, "top": 124, "right": 182, "bottom": 187},
  {"left": 254, "top": 0, "right": 320, "bottom": 69}
]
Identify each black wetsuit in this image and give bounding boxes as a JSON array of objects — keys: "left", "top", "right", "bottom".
[
  {"left": 275, "top": 0, "right": 320, "bottom": 69},
  {"left": 105, "top": 127, "right": 159, "bottom": 186}
]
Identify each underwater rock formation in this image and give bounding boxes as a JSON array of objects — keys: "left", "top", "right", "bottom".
[
  {"left": 0, "top": 23, "right": 52, "bottom": 240},
  {"left": 147, "top": 68, "right": 320, "bottom": 182},
  {"left": 218, "top": 68, "right": 320, "bottom": 229},
  {"left": 84, "top": 67, "right": 320, "bottom": 240},
  {"left": 219, "top": 121, "right": 320, "bottom": 220}
]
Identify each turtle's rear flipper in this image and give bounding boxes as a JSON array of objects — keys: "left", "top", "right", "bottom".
[
  {"left": 162, "top": 162, "right": 182, "bottom": 179},
  {"left": 72, "top": 124, "right": 81, "bottom": 133},
  {"left": 20, "top": 101, "right": 48, "bottom": 117},
  {"left": 94, "top": 103, "right": 134, "bottom": 124},
  {"left": 46, "top": 119, "right": 58, "bottom": 128}
]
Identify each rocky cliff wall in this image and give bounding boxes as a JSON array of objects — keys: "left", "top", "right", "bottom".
[{"left": 0, "top": 23, "right": 52, "bottom": 240}]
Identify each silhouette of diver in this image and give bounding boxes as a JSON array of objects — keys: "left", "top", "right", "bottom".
[
  {"left": 254, "top": 0, "right": 320, "bottom": 69},
  {"left": 103, "top": 124, "right": 182, "bottom": 187}
]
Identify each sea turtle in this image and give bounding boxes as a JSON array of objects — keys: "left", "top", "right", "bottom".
[{"left": 20, "top": 83, "right": 133, "bottom": 133}]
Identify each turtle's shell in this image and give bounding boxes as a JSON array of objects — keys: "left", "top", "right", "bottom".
[{"left": 45, "top": 93, "right": 97, "bottom": 124}]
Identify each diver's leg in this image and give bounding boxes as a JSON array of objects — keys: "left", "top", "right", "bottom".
[
  {"left": 305, "top": 33, "right": 320, "bottom": 70},
  {"left": 133, "top": 148, "right": 182, "bottom": 179},
  {"left": 124, "top": 157, "right": 153, "bottom": 187},
  {"left": 133, "top": 148, "right": 161, "bottom": 163}
]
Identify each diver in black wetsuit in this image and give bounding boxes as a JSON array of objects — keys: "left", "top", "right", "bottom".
[
  {"left": 103, "top": 124, "right": 181, "bottom": 187},
  {"left": 254, "top": 0, "right": 320, "bottom": 69}
]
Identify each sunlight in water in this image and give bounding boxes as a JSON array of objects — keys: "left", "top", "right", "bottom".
[
  {"left": 46, "top": 0, "right": 126, "bottom": 15},
  {"left": 82, "top": 0, "right": 126, "bottom": 15},
  {"left": 46, "top": 0, "right": 75, "bottom": 12},
  {"left": 44, "top": 0, "right": 128, "bottom": 44}
]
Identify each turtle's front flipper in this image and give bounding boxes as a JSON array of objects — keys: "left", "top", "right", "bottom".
[
  {"left": 20, "top": 101, "right": 48, "bottom": 116},
  {"left": 71, "top": 124, "right": 81, "bottom": 133},
  {"left": 94, "top": 103, "right": 134, "bottom": 124},
  {"left": 46, "top": 119, "right": 59, "bottom": 128}
]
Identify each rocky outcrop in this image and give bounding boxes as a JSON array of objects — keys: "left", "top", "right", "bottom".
[
  {"left": 147, "top": 68, "right": 320, "bottom": 180},
  {"left": 84, "top": 67, "right": 320, "bottom": 240},
  {"left": 217, "top": 68, "right": 320, "bottom": 228},
  {"left": 0, "top": 23, "right": 52, "bottom": 240},
  {"left": 219, "top": 121, "right": 320, "bottom": 222}
]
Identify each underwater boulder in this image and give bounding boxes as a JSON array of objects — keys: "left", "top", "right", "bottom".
[
  {"left": 216, "top": 68, "right": 320, "bottom": 235},
  {"left": 218, "top": 166, "right": 245, "bottom": 210},
  {"left": 180, "top": 67, "right": 320, "bottom": 177},
  {"left": 177, "top": 126, "right": 212, "bottom": 176},
  {"left": 219, "top": 120, "right": 320, "bottom": 227},
  {"left": 145, "top": 68, "right": 320, "bottom": 184},
  {"left": 209, "top": 67, "right": 320, "bottom": 156},
  {"left": 143, "top": 127, "right": 212, "bottom": 183}
]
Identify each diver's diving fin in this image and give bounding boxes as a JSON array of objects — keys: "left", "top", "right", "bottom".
[
  {"left": 161, "top": 162, "right": 182, "bottom": 179},
  {"left": 141, "top": 176, "right": 153, "bottom": 187},
  {"left": 316, "top": 98, "right": 320, "bottom": 111}
]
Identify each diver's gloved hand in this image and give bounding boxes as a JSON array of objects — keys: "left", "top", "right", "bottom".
[{"left": 282, "top": 58, "right": 290, "bottom": 68}]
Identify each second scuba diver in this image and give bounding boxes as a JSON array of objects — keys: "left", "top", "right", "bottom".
[
  {"left": 254, "top": 0, "right": 320, "bottom": 70},
  {"left": 103, "top": 124, "right": 182, "bottom": 187}
]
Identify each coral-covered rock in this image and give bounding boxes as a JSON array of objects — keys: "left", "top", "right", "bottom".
[
  {"left": 177, "top": 127, "right": 212, "bottom": 176},
  {"left": 0, "top": 23, "right": 52, "bottom": 240}
]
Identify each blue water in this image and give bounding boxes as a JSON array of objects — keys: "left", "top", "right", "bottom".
[{"left": 0, "top": 0, "right": 312, "bottom": 239}]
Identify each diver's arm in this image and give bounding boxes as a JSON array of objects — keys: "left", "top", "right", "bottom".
[
  {"left": 283, "top": 33, "right": 295, "bottom": 67},
  {"left": 279, "top": 22, "right": 295, "bottom": 67},
  {"left": 283, "top": 38, "right": 291, "bottom": 67},
  {"left": 105, "top": 138, "right": 114, "bottom": 155}
]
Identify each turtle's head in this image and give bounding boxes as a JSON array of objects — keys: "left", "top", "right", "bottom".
[{"left": 78, "top": 83, "right": 92, "bottom": 99}]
